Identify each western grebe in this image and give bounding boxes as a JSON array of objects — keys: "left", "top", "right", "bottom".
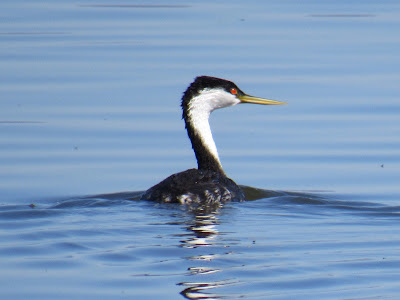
[{"left": 141, "top": 76, "right": 286, "bottom": 204}]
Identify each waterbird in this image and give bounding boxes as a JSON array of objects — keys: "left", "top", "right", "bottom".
[{"left": 141, "top": 76, "right": 286, "bottom": 205}]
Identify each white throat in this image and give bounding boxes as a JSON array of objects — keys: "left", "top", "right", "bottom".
[{"left": 186, "top": 88, "right": 240, "bottom": 166}]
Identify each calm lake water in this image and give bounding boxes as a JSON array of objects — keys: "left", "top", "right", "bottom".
[{"left": 1, "top": 1, "right": 400, "bottom": 299}]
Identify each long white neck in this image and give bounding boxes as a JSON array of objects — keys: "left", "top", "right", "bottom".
[
  {"left": 184, "top": 89, "right": 240, "bottom": 173},
  {"left": 187, "top": 103, "right": 221, "bottom": 168}
]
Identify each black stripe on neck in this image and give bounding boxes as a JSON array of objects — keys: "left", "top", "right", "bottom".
[{"left": 184, "top": 119, "right": 225, "bottom": 174}]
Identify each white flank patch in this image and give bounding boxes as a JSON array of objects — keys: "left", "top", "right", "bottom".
[{"left": 178, "top": 193, "right": 199, "bottom": 204}]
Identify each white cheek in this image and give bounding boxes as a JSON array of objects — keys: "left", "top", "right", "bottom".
[
  {"left": 193, "top": 88, "right": 240, "bottom": 112},
  {"left": 212, "top": 91, "right": 241, "bottom": 110}
]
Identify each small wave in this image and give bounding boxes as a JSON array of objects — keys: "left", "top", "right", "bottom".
[
  {"left": 241, "top": 185, "right": 400, "bottom": 219},
  {"left": 50, "top": 191, "right": 144, "bottom": 209}
]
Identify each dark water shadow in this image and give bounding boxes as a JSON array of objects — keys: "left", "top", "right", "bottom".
[
  {"left": 80, "top": 4, "right": 190, "bottom": 8},
  {"left": 50, "top": 191, "right": 143, "bottom": 209},
  {"left": 308, "top": 14, "right": 376, "bottom": 18},
  {"left": 241, "top": 185, "right": 400, "bottom": 219}
]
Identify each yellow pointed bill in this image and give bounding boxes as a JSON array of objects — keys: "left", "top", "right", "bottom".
[{"left": 238, "top": 94, "right": 287, "bottom": 105}]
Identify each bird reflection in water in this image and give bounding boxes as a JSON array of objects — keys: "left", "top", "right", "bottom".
[
  {"left": 181, "top": 213, "right": 219, "bottom": 248},
  {"left": 178, "top": 279, "right": 237, "bottom": 300},
  {"left": 178, "top": 209, "right": 238, "bottom": 300}
]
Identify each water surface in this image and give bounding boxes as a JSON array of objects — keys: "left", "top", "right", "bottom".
[{"left": 1, "top": 1, "right": 400, "bottom": 299}]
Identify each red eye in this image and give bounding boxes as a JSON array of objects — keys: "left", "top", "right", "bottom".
[{"left": 230, "top": 88, "right": 237, "bottom": 95}]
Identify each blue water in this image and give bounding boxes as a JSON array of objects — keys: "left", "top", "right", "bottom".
[{"left": 1, "top": 1, "right": 400, "bottom": 299}]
